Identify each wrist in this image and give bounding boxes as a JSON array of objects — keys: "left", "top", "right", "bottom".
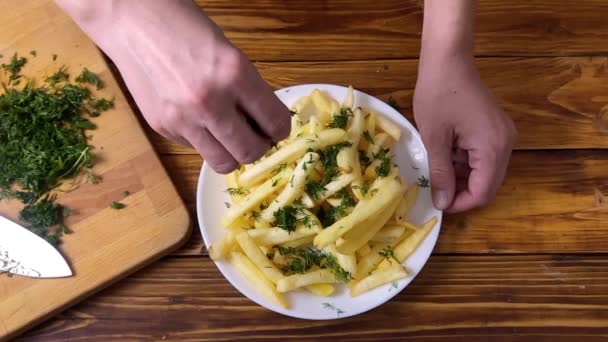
[{"left": 419, "top": 0, "right": 475, "bottom": 67}]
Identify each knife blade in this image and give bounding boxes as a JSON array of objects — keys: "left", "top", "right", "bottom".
[{"left": 0, "top": 216, "right": 72, "bottom": 278}]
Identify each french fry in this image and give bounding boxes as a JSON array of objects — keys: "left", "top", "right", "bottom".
[
  {"left": 260, "top": 152, "right": 320, "bottom": 222},
  {"left": 370, "top": 224, "right": 406, "bottom": 243},
  {"left": 225, "top": 171, "right": 243, "bottom": 204},
  {"left": 366, "top": 133, "right": 390, "bottom": 160},
  {"left": 221, "top": 167, "right": 293, "bottom": 228},
  {"left": 366, "top": 111, "right": 376, "bottom": 139},
  {"left": 313, "top": 173, "right": 356, "bottom": 202},
  {"left": 337, "top": 197, "right": 400, "bottom": 254},
  {"left": 304, "top": 283, "right": 335, "bottom": 296},
  {"left": 350, "top": 264, "right": 408, "bottom": 297},
  {"left": 248, "top": 224, "right": 318, "bottom": 246},
  {"left": 309, "top": 115, "right": 322, "bottom": 134},
  {"left": 209, "top": 230, "right": 238, "bottom": 261},
  {"left": 325, "top": 197, "right": 342, "bottom": 207},
  {"left": 342, "top": 85, "right": 354, "bottom": 109},
  {"left": 291, "top": 95, "right": 319, "bottom": 122},
  {"left": 364, "top": 159, "right": 381, "bottom": 179},
  {"left": 281, "top": 235, "right": 315, "bottom": 248},
  {"left": 299, "top": 193, "right": 316, "bottom": 208},
  {"left": 356, "top": 243, "right": 372, "bottom": 258},
  {"left": 393, "top": 216, "right": 438, "bottom": 262},
  {"left": 313, "top": 177, "right": 402, "bottom": 248},
  {"left": 323, "top": 244, "right": 357, "bottom": 277},
  {"left": 375, "top": 112, "right": 401, "bottom": 142},
  {"left": 337, "top": 147, "right": 354, "bottom": 173},
  {"left": 277, "top": 269, "right": 336, "bottom": 292},
  {"left": 239, "top": 128, "right": 348, "bottom": 187},
  {"left": 349, "top": 108, "right": 365, "bottom": 144},
  {"left": 395, "top": 183, "right": 418, "bottom": 222},
  {"left": 353, "top": 227, "right": 415, "bottom": 282},
  {"left": 228, "top": 251, "right": 288, "bottom": 308},
  {"left": 310, "top": 89, "right": 333, "bottom": 123},
  {"left": 236, "top": 232, "right": 284, "bottom": 284},
  {"left": 289, "top": 115, "right": 302, "bottom": 140},
  {"left": 329, "top": 99, "right": 340, "bottom": 118}
]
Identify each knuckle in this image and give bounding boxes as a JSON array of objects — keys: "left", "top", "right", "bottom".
[
  {"left": 210, "top": 158, "right": 239, "bottom": 174},
  {"left": 237, "top": 147, "right": 266, "bottom": 164},
  {"left": 183, "top": 83, "right": 212, "bottom": 108},
  {"left": 218, "top": 48, "right": 245, "bottom": 84},
  {"left": 267, "top": 116, "right": 290, "bottom": 139}
]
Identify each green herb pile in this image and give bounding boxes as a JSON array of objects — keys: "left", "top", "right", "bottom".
[
  {"left": 267, "top": 246, "right": 353, "bottom": 282},
  {"left": 0, "top": 53, "right": 113, "bottom": 245},
  {"left": 304, "top": 141, "right": 352, "bottom": 200}
]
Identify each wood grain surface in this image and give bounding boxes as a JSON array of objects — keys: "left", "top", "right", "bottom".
[
  {"left": 16, "top": 255, "right": 608, "bottom": 341},
  {"left": 197, "top": 0, "right": 608, "bottom": 61},
  {"left": 12, "top": 0, "right": 608, "bottom": 340},
  {"left": 0, "top": 1, "right": 190, "bottom": 340}
]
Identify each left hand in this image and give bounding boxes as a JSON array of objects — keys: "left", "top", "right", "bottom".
[{"left": 413, "top": 54, "right": 518, "bottom": 213}]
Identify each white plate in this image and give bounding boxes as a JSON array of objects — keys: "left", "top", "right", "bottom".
[{"left": 197, "top": 84, "right": 442, "bottom": 320}]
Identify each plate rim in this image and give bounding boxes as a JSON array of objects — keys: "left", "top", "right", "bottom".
[{"left": 196, "top": 83, "right": 442, "bottom": 320}]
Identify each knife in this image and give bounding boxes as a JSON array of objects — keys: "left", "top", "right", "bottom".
[{"left": 0, "top": 216, "right": 72, "bottom": 278}]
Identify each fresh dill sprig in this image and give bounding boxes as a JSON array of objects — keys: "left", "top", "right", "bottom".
[
  {"left": 373, "top": 148, "right": 393, "bottom": 178},
  {"left": 327, "top": 107, "right": 353, "bottom": 129},
  {"left": 378, "top": 246, "right": 400, "bottom": 265},
  {"left": 270, "top": 246, "right": 352, "bottom": 282},
  {"left": 318, "top": 188, "right": 355, "bottom": 227},
  {"left": 271, "top": 163, "right": 287, "bottom": 175},
  {"left": 1, "top": 53, "right": 27, "bottom": 84},
  {"left": 320, "top": 142, "right": 352, "bottom": 184},
  {"left": 225, "top": 187, "right": 249, "bottom": 196},
  {"left": 305, "top": 180, "right": 327, "bottom": 200},
  {"left": 418, "top": 176, "right": 430, "bottom": 188},
  {"left": 362, "top": 130, "right": 375, "bottom": 144},
  {"left": 75, "top": 67, "right": 104, "bottom": 90},
  {"left": 352, "top": 180, "right": 370, "bottom": 197},
  {"left": 109, "top": 201, "right": 126, "bottom": 210},
  {"left": 274, "top": 206, "right": 298, "bottom": 232}
]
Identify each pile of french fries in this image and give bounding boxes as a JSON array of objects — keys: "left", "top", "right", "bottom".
[{"left": 210, "top": 86, "right": 438, "bottom": 309}]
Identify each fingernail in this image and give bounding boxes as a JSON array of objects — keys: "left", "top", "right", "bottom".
[{"left": 434, "top": 190, "right": 448, "bottom": 210}]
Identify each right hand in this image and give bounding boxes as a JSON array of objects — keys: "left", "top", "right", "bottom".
[{"left": 58, "top": 0, "right": 291, "bottom": 173}]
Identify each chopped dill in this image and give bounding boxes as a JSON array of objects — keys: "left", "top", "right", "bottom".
[
  {"left": 418, "top": 176, "right": 430, "bottom": 188},
  {"left": 327, "top": 107, "right": 353, "bottom": 129}
]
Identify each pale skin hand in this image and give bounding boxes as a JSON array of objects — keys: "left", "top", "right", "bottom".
[
  {"left": 416, "top": 0, "right": 517, "bottom": 212},
  {"left": 55, "top": 0, "right": 291, "bottom": 174}
]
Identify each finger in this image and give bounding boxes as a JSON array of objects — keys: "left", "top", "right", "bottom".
[
  {"left": 205, "top": 106, "right": 271, "bottom": 164},
  {"left": 233, "top": 61, "right": 291, "bottom": 142},
  {"left": 422, "top": 127, "right": 456, "bottom": 210},
  {"left": 187, "top": 127, "right": 238, "bottom": 174},
  {"left": 446, "top": 149, "right": 501, "bottom": 213}
]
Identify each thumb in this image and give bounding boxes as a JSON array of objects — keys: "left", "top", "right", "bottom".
[{"left": 423, "top": 129, "right": 456, "bottom": 210}]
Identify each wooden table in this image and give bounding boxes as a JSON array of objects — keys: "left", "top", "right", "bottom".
[{"left": 17, "top": 0, "right": 608, "bottom": 340}]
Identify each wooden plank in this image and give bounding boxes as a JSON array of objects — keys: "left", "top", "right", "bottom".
[
  {"left": 195, "top": 0, "right": 608, "bottom": 61},
  {"left": 18, "top": 255, "right": 608, "bottom": 341},
  {"left": 162, "top": 150, "right": 608, "bottom": 256},
  {"left": 146, "top": 57, "right": 608, "bottom": 153}
]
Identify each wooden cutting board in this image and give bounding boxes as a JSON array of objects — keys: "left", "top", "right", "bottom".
[{"left": 0, "top": 0, "right": 191, "bottom": 339}]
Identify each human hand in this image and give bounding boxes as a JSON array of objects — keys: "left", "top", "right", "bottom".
[
  {"left": 56, "top": 0, "right": 290, "bottom": 173},
  {"left": 414, "top": 55, "right": 517, "bottom": 213}
]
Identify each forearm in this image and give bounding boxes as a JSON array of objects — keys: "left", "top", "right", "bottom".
[{"left": 420, "top": 0, "right": 475, "bottom": 66}]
